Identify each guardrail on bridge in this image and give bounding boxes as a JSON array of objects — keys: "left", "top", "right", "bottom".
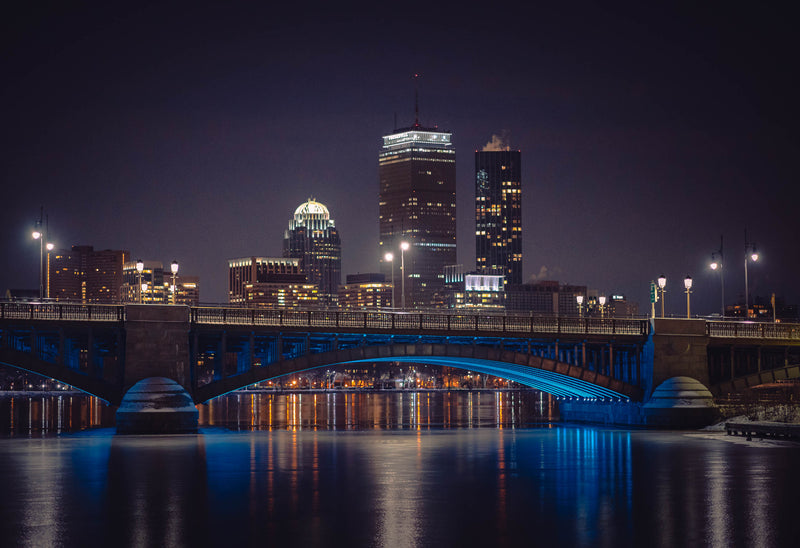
[
  {"left": 0, "top": 302, "right": 125, "bottom": 322},
  {"left": 707, "top": 321, "right": 800, "bottom": 341},
  {"left": 190, "top": 307, "right": 651, "bottom": 337}
]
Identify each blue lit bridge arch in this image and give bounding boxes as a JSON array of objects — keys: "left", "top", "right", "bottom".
[
  {"left": 1, "top": 303, "right": 651, "bottom": 404},
  {"left": 190, "top": 307, "right": 650, "bottom": 403}
]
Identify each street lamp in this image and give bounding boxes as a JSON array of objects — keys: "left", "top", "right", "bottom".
[
  {"left": 400, "top": 241, "right": 409, "bottom": 310},
  {"left": 598, "top": 295, "right": 607, "bottom": 318},
  {"left": 744, "top": 232, "right": 759, "bottom": 318},
  {"left": 136, "top": 259, "right": 144, "bottom": 304},
  {"left": 46, "top": 242, "right": 54, "bottom": 299},
  {"left": 709, "top": 235, "right": 724, "bottom": 317},
  {"left": 171, "top": 260, "right": 179, "bottom": 305},
  {"left": 384, "top": 252, "right": 394, "bottom": 309},
  {"left": 141, "top": 282, "right": 148, "bottom": 302},
  {"left": 576, "top": 294, "right": 584, "bottom": 317},
  {"left": 32, "top": 225, "right": 43, "bottom": 299},
  {"left": 657, "top": 274, "right": 666, "bottom": 318},
  {"left": 684, "top": 275, "right": 692, "bottom": 318}
]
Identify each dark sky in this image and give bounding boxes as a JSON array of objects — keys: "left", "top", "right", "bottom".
[{"left": 1, "top": 2, "right": 797, "bottom": 314}]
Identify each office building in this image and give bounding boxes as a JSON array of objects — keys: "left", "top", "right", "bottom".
[
  {"left": 506, "top": 281, "right": 586, "bottom": 315},
  {"left": 379, "top": 118, "right": 456, "bottom": 307},
  {"left": 121, "top": 261, "right": 200, "bottom": 304},
  {"left": 229, "top": 257, "right": 303, "bottom": 303},
  {"left": 228, "top": 256, "right": 318, "bottom": 308},
  {"left": 338, "top": 273, "right": 392, "bottom": 309},
  {"left": 49, "top": 245, "right": 129, "bottom": 302},
  {"left": 283, "top": 199, "right": 341, "bottom": 306},
  {"left": 475, "top": 145, "right": 522, "bottom": 285}
]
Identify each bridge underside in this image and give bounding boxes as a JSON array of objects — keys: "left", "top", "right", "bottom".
[
  {"left": 194, "top": 344, "right": 644, "bottom": 403},
  {"left": 710, "top": 364, "right": 800, "bottom": 396}
]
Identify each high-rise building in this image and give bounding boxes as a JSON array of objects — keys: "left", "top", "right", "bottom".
[
  {"left": 475, "top": 145, "right": 522, "bottom": 286},
  {"left": 49, "top": 245, "right": 128, "bottom": 302},
  {"left": 379, "top": 119, "right": 456, "bottom": 308},
  {"left": 283, "top": 199, "right": 341, "bottom": 306}
]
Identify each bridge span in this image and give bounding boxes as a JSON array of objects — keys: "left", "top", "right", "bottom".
[{"left": 1, "top": 302, "right": 799, "bottom": 409}]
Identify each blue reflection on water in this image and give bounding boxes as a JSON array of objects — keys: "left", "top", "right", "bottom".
[{"left": 2, "top": 412, "right": 800, "bottom": 546}]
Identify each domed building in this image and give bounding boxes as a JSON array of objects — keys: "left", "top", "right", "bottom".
[{"left": 283, "top": 198, "right": 342, "bottom": 306}]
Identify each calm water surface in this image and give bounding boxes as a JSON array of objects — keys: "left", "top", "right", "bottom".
[{"left": 1, "top": 391, "right": 798, "bottom": 547}]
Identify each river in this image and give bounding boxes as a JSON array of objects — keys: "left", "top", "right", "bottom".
[{"left": 1, "top": 391, "right": 798, "bottom": 547}]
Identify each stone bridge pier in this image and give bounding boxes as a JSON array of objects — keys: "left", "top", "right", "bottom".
[
  {"left": 649, "top": 318, "right": 710, "bottom": 396},
  {"left": 116, "top": 305, "right": 197, "bottom": 434}
]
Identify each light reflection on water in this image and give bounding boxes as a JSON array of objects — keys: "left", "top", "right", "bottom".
[
  {"left": 200, "top": 390, "right": 556, "bottom": 430},
  {"left": 1, "top": 394, "right": 799, "bottom": 546}
]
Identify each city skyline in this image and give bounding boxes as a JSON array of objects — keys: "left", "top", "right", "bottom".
[{"left": 1, "top": 4, "right": 797, "bottom": 315}]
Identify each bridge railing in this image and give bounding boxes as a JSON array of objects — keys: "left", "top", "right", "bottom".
[
  {"left": 190, "top": 306, "right": 651, "bottom": 337},
  {"left": 0, "top": 302, "right": 125, "bottom": 322},
  {"left": 707, "top": 320, "right": 800, "bottom": 340}
]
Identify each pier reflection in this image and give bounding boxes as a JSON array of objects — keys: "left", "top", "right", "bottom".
[{"left": 103, "top": 435, "right": 209, "bottom": 546}]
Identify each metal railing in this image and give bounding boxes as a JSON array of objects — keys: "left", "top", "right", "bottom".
[
  {"left": 707, "top": 320, "right": 800, "bottom": 341},
  {"left": 189, "top": 307, "right": 651, "bottom": 337},
  {"left": 0, "top": 302, "right": 125, "bottom": 322},
  {"left": 4, "top": 302, "right": 798, "bottom": 341}
]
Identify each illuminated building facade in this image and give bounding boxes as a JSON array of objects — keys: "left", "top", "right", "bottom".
[
  {"left": 379, "top": 124, "right": 456, "bottom": 308},
  {"left": 228, "top": 256, "right": 317, "bottom": 308},
  {"left": 475, "top": 149, "right": 522, "bottom": 285},
  {"left": 338, "top": 273, "right": 392, "bottom": 309},
  {"left": 228, "top": 257, "right": 303, "bottom": 304},
  {"left": 243, "top": 282, "right": 319, "bottom": 308},
  {"left": 121, "top": 261, "right": 200, "bottom": 304},
  {"left": 440, "top": 268, "right": 505, "bottom": 309},
  {"left": 122, "top": 260, "right": 163, "bottom": 303},
  {"left": 283, "top": 199, "right": 341, "bottom": 306},
  {"left": 49, "top": 245, "right": 128, "bottom": 302}
]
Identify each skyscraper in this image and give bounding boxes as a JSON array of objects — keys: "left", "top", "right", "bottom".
[
  {"left": 379, "top": 120, "right": 456, "bottom": 308},
  {"left": 475, "top": 143, "right": 522, "bottom": 286},
  {"left": 283, "top": 198, "right": 341, "bottom": 306}
]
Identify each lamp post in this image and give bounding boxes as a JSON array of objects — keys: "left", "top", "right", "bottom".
[
  {"left": 136, "top": 259, "right": 144, "bottom": 304},
  {"left": 744, "top": 232, "right": 759, "bottom": 318},
  {"left": 598, "top": 295, "right": 607, "bottom": 318},
  {"left": 32, "top": 225, "right": 43, "bottom": 300},
  {"left": 576, "top": 294, "right": 584, "bottom": 317},
  {"left": 684, "top": 275, "right": 692, "bottom": 318},
  {"left": 709, "top": 235, "right": 724, "bottom": 317},
  {"left": 45, "top": 242, "right": 54, "bottom": 299},
  {"left": 384, "top": 252, "right": 394, "bottom": 309},
  {"left": 657, "top": 274, "right": 666, "bottom": 318},
  {"left": 171, "top": 260, "right": 179, "bottom": 305},
  {"left": 400, "top": 241, "right": 409, "bottom": 310}
]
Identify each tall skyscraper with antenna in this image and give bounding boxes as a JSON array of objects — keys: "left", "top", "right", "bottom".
[{"left": 378, "top": 75, "right": 456, "bottom": 307}]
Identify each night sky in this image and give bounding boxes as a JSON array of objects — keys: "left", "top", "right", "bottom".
[{"left": 1, "top": 2, "right": 796, "bottom": 314}]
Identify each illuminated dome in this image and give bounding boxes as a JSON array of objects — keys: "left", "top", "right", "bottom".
[{"left": 294, "top": 198, "right": 330, "bottom": 219}]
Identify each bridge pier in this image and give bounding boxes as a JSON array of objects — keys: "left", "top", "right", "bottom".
[
  {"left": 117, "top": 305, "right": 197, "bottom": 433},
  {"left": 649, "top": 318, "right": 710, "bottom": 398},
  {"left": 123, "top": 305, "right": 191, "bottom": 392}
]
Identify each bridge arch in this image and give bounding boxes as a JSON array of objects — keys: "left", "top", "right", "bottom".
[{"left": 195, "top": 343, "right": 644, "bottom": 403}]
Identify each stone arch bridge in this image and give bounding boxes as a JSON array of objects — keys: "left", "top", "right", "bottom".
[{"left": 1, "top": 303, "right": 798, "bottom": 406}]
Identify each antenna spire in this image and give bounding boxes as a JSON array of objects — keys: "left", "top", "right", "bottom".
[{"left": 413, "top": 73, "right": 420, "bottom": 127}]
